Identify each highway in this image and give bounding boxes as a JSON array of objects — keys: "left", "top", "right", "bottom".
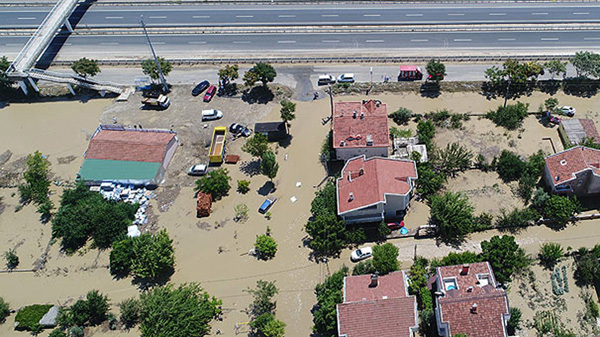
[{"left": 2, "top": 3, "right": 600, "bottom": 28}]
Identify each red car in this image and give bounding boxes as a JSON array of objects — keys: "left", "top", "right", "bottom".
[{"left": 203, "top": 85, "right": 216, "bottom": 102}]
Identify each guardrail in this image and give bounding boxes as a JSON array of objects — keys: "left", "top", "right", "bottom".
[{"left": 51, "top": 54, "right": 573, "bottom": 66}]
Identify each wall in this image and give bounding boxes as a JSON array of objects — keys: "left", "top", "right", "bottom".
[
  {"left": 384, "top": 194, "right": 410, "bottom": 218},
  {"left": 342, "top": 203, "right": 384, "bottom": 224},
  {"left": 335, "top": 146, "right": 388, "bottom": 161}
]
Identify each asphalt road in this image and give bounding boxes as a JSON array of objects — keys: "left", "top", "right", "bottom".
[{"left": 3, "top": 3, "right": 600, "bottom": 28}]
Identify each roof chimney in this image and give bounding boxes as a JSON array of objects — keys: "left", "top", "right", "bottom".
[
  {"left": 467, "top": 286, "right": 474, "bottom": 292},
  {"left": 460, "top": 264, "right": 470, "bottom": 275},
  {"left": 340, "top": 109, "right": 345, "bottom": 117},
  {"left": 348, "top": 192, "right": 354, "bottom": 201},
  {"left": 471, "top": 303, "right": 478, "bottom": 314},
  {"left": 369, "top": 273, "right": 379, "bottom": 288},
  {"left": 366, "top": 135, "right": 373, "bottom": 146},
  {"left": 360, "top": 111, "right": 364, "bottom": 119},
  {"left": 359, "top": 168, "right": 364, "bottom": 176},
  {"left": 340, "top": 141, "right": 345, "bottom": 147},
  {"left": 353, "top": 110, "right": 357, "bottom": 119}
]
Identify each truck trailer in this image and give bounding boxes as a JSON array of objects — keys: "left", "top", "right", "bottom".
[{"left": 208, "top": 127, "right": 227, "bottom": 164}]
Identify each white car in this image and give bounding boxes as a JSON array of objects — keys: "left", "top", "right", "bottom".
[
  {"left": 337, "top": 73, "right": 355, "bottom": 83},
  {"left": 350, "top": 246, "right": 373, "bottom": 262},
  {"left": 187, "top": 164, "right": 208, "bottom": 176},
  {"left": 318, "top": 74, "right": 336, "bottom": 85},
  {"left": 560, "top": 106, "right": 575, "bottom": 117},
  {"left": 201, "top": 109, "right": 223, "bottom": 121}
]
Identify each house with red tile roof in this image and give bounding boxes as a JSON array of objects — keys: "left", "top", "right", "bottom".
[
  {"left": 336, "top": 271, "right": 418, "bottom": 337},
  {"left": 332, "top": 100, "right": 390, "bottom": 161},
  {"left": 543, "top": 146, "right": 600, "bottom": 196},
  {"left": 432, "top": 262, "right": 511, "bottom": 337},
  {"left": 337, "top": 155, "right": 417, "bottom": 224},
  {"left": 79, "top": 125, "right": 178, "bottom": 186}
]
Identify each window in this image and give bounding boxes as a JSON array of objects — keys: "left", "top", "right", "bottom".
[
  {"left": 476, "top": 274, "right": 491, "bottom": 287},
  {"left": 443, "top": 278, "right": 458, "bottom": 291},
  {"left": 578, "top": 180, "right": 583, "bottom": 186}
]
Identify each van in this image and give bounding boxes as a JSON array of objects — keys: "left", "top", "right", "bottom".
[
  {"left": 398, "top": 65, "right": 423, "bottom": 81},
  {"left": 337, "top": 73, "right": 355, "bottom": 83},
  {"left": 318, "top": 74, "right": 336, "bottom": 85}
]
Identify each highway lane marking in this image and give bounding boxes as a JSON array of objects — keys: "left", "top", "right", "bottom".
[
  {"left": 149, "top": 16, "right": 167, "bottom": 19},
  {"left": 99, "top": 42, "right": 119, "bottom": 45},
  {"left": 584, "top": 37, "right": 600, "bottom": 40},
  {"left": 363, "top": 14, "right": 381, "bottom": 17},
  {"left": 489, "top": 13, "right": 507, "bottom": 16},
  {"left": 410, "top": 39, "right": 428, "bottom": 42},
  {"left": 17, "top": 17, "right": 37, "bottom": 20},
  {"left": 531, "top": 12, "right": 548, "bottom": 15},
  {"left": 406, "top": 14, "right": 424, "bottom": 17},
  {"left": 498, "top": 38, "right": 516, "bottom": 41},
  {"left": 541, "top": 38, "right": 559, "bottom": 41},
  {"left": 322, "top": 40, "right": 340, "bottom": 43},
  {"left": 366, "top": 40, "right": 384, "bottom": 43},
  {"left": 447, "top": 13, "right": 465, "bottom": 16},
  {"left": 192, "top": 16, "right": 210, "bottom": 18},
  {"left": 153, "top": 42, "right": 166, "bottom": 44},
  {"left": 5, "top": 43, "right": 23, "bottom": 46},
  {"left": 233, "top": 41, "right": 251, "bottom": 44},
  {"left": 105, "top": 16, "right": 123, "bottom": 19},
  {"left": 573, "top": 12, "right": 590, "bottom": 15},
  {"left": 453, "top": 39, "right": 472, "bottom": 42},
  {"left": 278, "top": 15, "right": 296, "bottom": 18},
  {"left": 236, "top": 15, "right": 254, "bottom": 18},
  {"left": 188, "top": 41, "right": 207, "bottom": 44},
  {"left": 278, "top": 40, "right": 296, "bottom": 43},
  {"left": 321, "top": 14, "right": 339, "bottom": 17}
]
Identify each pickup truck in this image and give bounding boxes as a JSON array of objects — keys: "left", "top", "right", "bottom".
[{"left": 142, "top": 95, "right": 170, "bottom": 109}]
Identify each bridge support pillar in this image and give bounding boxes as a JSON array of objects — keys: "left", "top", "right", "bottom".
[
  {"left": 18, "top": 81, "right": 29, "bottom": 95},
  {"left": 99, "top": 90, "right": 106, "bottom": 97},
  {"left": 67, "top": 83, "right": 76, "bottom": 95},
  {"left": 27, "top": 77, "right": 40, "bottom": 93},
  {"left": 64, "top": 19, "right": 73, "bottom": 33}
]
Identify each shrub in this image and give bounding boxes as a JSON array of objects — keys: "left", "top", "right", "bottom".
[
  {"left": 486, "top": 102, "right": 529, "bottom": 130},
  {"left": 237, "top": 180, "right": 251, "bottom": 194},
  {"left": 417, "top": 120, "right": 435, "bottom": 148},
  {"left": 195, "top": 168, "right": 231, "bottom": 200},
  {"left": 543, "top": 195, "right": 580, "bottom": 227},
  {"left": 431, "top": 142, "right": 473, "bottom": 177},
  {"left": 539, "top": 242, "right": 564, "bottom": 269},
  {"left": 312, "top": 266, "right": 348, "bottom": 337},
  {"left": 430, "top": 192, "right": 474, "bottom": 242},
  {"left": 574, "top": 245, "right": 600, "bottom": 286},
  {"left": 496, "top": 150, "right": 526, "bottom": 182},
  {"left": 372, "top": 243, "right": 400, "bottom": 274},
  {"left": 14, "top": 304, "right": 53, "bottom": 331},
  {"left": 247, "top": 280, "right": 278, "bottom": 317},
  {"left": 109, "top": 239, "right": 134, "bottom": 277},
  {"left": 119, "top": 298, "right": 140, "bottom": 328},
  {"left": 389, "top": 107, "right": 412, "bottom": 125},
  {"left": 85, "top": 290, "right": 109, "bottom": 326},
  {"left": 352, "top": 260, "right": 375, "bottom": 276},
  {"left": 4, "top": 248, "right": 19, "bottom": 270},
  {"left": 70, "top": 326, "right": 84, "bottom": 337},
  {"left": 234, "top": 203, "right": 249, "bottom": 222},
  {"left": 108, "top": 312, "right": 118, "bottom": 330},
  {"left": 0, "top": 296, "right": 9, "bottom": 323},
  {"left": 255, "top": 234, "right": 278, "bottom": 260},
  {"left": 430, "top": 251, "right": 481, "bottom": 268},
  {"left": 495, "top": 208, "right": 539, "bottom": 229},
  {"left": 48, "top": 329, "right": 67, "bottom": 337},
  {"left": 415, "top": 162, "right": 445, "bottom": 198}
]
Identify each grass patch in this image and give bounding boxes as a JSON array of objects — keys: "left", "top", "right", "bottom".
[{"left": 15, "top": 304, "right": 53, "bottom": 331}]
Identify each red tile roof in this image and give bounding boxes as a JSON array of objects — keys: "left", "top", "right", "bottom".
[
  {"left": 338, "top": 271, "right": 417, "bottom": 337},
  {"left": 436, "top": 262, "right": 509, "bottom": 337},
  {"left": 85, "top": 129, "right": 175, "bottom": 163},
  {"left": 344, "top": 271, "right": 408, "bottom": 302},
  {"left": 580, "top": 119, "right": 600, "bottom": 142},
  {"left": 545, "top": 146, "right": 600, "bottom": 185},
  {"left": 337, "top": 156, "right": 417, "bottom": 214},
  {"left": 332, "top": 100, "right": 389, "bottom": 149},
  {"left": 337, "top": 297, "right": 417, "bottom": 337}
]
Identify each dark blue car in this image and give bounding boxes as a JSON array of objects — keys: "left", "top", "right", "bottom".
[{"left": 192, "top": 80, "right": 210, "bottom": 96}]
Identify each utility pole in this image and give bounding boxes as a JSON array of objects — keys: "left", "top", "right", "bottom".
[
  {"left": 328, "top": 83, "right": 334, "bottom": 120},
  {"left": 503, "top": 76, "right": 511, "bottom": 108},
  {"left": 140, "top": 15, "right": 168, "bottom": 93}
]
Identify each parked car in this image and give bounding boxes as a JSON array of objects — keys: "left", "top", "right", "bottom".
[
  {"left": 229, "top": 123, "right": 252, "bottom": 137},
  {"left": 549, "top": 116, "right": 561, "bottom": 125},
  {"left": 192, "top": 80, "right": 210, "bottom": 96},
  {"left": 560, "top": 106, "right": 576, "bottom": 117},
  {"left": 203, "top": 85, "right": 217, "bottom": 102},
  {"left": 202, "top": 109, "right": 223, "bottom": 121},
  {"left": 318, "top": 74, "right": 336, "bottom": 85},
  {"left": 259, "top": 197, "right": 277, "bottom": 214},
  {"left": 187, "top": 164, "right": 208, "bottom": 176},
  {"left": 350, "top": 246, "right": 373, "bottom": 262},
  {"left": 337, "top": 73, "right": 355, "bottom": 83}
]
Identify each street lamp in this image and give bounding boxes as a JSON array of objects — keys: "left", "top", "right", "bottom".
[{"left": 140, "top": 15, "right": 168, "bottom": 93}]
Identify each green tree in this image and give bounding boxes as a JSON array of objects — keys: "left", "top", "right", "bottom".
[
  {"left": 195, "top": 168, "right": 231, "bottom": 200},
  {"left": 218, "top": 64, "right": 239, "bottom": 87},
  {"left": 242, "top": 133, "right": 269, "bottom": 158},
  {"left": 119, "top": 297, "right": 140, "bottom": 329},
  {"left": 247, "top": 280, "right": 278, "bottom": 317},
  {"left": 543, "top": 195, "right": 580, "bottom": 227},
  {"left": 85, "top": 290, "right": 110, "bottom": 326},
  {"left": 415, "top": 162, "right": 446, "bottom": 198},
  {"left": 18, "top": 150, "right": 53, "bottom": 215},
  {"left": 571, "top": 51, "right": 600, "bottom": 78},
  {"left": 130, "top": 230, "right": 175, "bottom": 280},
  {"left": 372, "top": 243, "right": 399, "bottom": 275},
  {"left": 280, "top": 99, "right": 296, "bottom": 125},
  {"left": 244, "top": 63, "right": 277, "bottom": 86},
  {"left": 0, "top": 56, "right": 14, "bottom": 95},
  {"left": 496, "top": 150, "right": 526, "bottom": 182},
  {"left": 71, "top": 57, "right": 100, "bottom": 78},
  {"left": 312, "top": 266, "right": 348, "bottom": 337},
  {"left": 480, "top": 235, "right": 530, "bottom": 284},
  {"left": 139, "top": 283, "right": 222, "bottom": 337},
  {"left": 545, "top": 60, "right": 567, "bottom": 79},
  {"left": 262, "top": 318, "right": 286, "bottom": 337},
  {"left": 484, "top": 65, "right": 504, "bottom": 87},
  {"left": 389, "top": 107, "right": 412, "bottom": 125},
  {"left": 310, "top": 180, "right": 337, "bottom": 216},
  {"left": 141, "top": 57, "right": 173, "bottom": 80},
  {"left": 486, "top": 102, "right": 529, "bottom": 130},
  {"left": 539, "top": 242, "right": 564, "bottom": 269},
  {"left": 426, "top": 59, "right": 446, "bottom": 82},
  {"left": 255, "top": 234, "right": 278, "bottom": 260},
  {"left": 0, "top": 296, "right": 9, "bottom": 323},
  {"left": 71, "top": 299, "right": 89, "bottom": 326},
  {"left": 305, "top": 212, "right": 346, "bottom": 258},
  {"left": 110, "top": 238, "right": 134, "bottom": 277},
  {"left": 544, "top": 98, "right": 560, "bottom": 113},
  {"left": 574, "top": 245, "right": 600, "bottom": 286},
  {"left": 507, "top": 307, "right": 522, "bottom": 335},
  {"left": 417, "top": 120, "right": 436, "bottom": 148},
  {"left": 261, "top": 150, "right": 279, "bottom": 181},
  {"left": 430, "top": 192, "right": 475, "bottom": 242},
  {"left": 4, "top": 248, "right": 19, "bottom": 270},
  {"left": 431, "top": 142, "right": 473, "bottom": 177}
]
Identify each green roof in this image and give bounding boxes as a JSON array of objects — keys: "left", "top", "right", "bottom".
[{"left": 79, "top": 159, "right": 161, "bottom": 182}]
